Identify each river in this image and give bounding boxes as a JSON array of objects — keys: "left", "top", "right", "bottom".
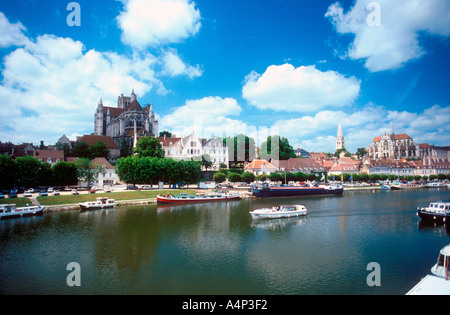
[{"left": 1, "top": 188, "right": 449, "bottom": 295}]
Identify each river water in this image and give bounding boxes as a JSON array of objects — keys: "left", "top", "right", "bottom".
[{"left": 1, "top": 188, "right": 449, "bottom": 295}]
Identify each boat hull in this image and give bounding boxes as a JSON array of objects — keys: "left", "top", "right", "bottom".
[
  {"left": 156, "top": 195, "right": 241, "bottom": 204},
  {"left": 252, "top": 186, "right": 343, "bottom": 198},
  {"left": 0, "top": 207, "right": 45, "bottom": 220},
  {"left": 250, "top": 211, "right": 306, "bottom": 220},
  {"left": 418, "top": 209, "right": 449, "bottom": 222}
]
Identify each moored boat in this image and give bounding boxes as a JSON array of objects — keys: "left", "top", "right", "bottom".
[
  {"left": 390, "top": 183, "right": 424, "bottom": 190},
  {"left": 417, "top": 201, "right": 450, "bottom": 222},
  {"left": 0, "top": 204, "right": 45, "bottom": 219},
  {"left": 251, "top": 183, "right": 343, "bottom": 198},
  {"left": 156, "top": 192, "right": 241, "bottom": 204},
  {"left": 79, "top": 197, "right": 116, "bottom": 211},
  {"left": 407, "top": 244, "right": 450, "bottom": 295},
  {"left": 250, "top": 204, "right": 307, "bottom": 219},
  {"left": 426, "top": 182, "right": 445, "bottom": 188}
]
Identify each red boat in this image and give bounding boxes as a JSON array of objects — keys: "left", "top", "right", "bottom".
[{"left": 156, "top": 192, "right": 241, "bottom": 204}]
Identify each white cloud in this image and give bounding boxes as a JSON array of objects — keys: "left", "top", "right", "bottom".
[
  {"left": 161, "top": 49, "right": 202, "bottom": 79},
  {"left": 242, "top": 64, "right": 360, "bottom": 112},
  {"left": 0, "top": 12, "right": 30, "bottom": 48},
  {"left": 160, "top": 96, "right": 251, "bottom": 138},
  {"left": 273, "top": 104, "right": 450, "bottom": 153},
  {"left": 325, "top": 0, "right": 450, "bottom": 72},
  {"left": 117, "top": 0, "right": 201, "bottom": 49},
  {"left": 0, "top": 33, "right": 166, "bottom": 144}
]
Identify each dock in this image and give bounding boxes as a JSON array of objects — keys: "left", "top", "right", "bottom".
[{"left": 406, "top": 275, "right": 450, "bottom": 295}]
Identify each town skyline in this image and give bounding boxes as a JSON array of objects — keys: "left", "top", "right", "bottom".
[{"left": 0, "top": 0, "right": 449, "bottom": 153}]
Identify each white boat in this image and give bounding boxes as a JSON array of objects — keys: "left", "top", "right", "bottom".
[
  {"left": 431, "top": 244, "right": 450, "bottom": 279},
  {"left": 156, "top": 192, "right": 241, "bottom": 204},
  {"left": 79, "top": 197, "right": 116, "bottom": 211},
  {"left": 417, "top": 201, "right": 450, "bottom": 222},
  {"left": 0, "top": 204, "right": 45, "bottom": 219},
  {"left": 250, "top": 204, "right": 307, "bottom": 219},
  {"left": 407, "top": 244, "right": 450, "bottom": 295},
  {"left": 426, "top": 182, "right": 444, "bottom": 188}
]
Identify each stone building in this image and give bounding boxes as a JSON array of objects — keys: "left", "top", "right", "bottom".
[{"left": 94, "top": 90, "right": 158, "bottom": 148}]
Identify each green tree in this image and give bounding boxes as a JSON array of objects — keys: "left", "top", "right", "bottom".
[
  {"left": 134, "top": 136, "right": 165, "bottom": 158},
  {"left": 256, "top": 174, "right": 267, "bottom": 181},
  {"left": 75, "top": 157, "right": 105, "bottom": 188},
  {"left": 268, "top": 172, "right": 282, "bottom": 182},
  {"left": 0, "top": 155, "right": 17, "bottom": 189},
  {"left": 224, "top": 134, "right": 256, "bottom": 165},
  {"left": 71, "top": 141, "right": 90, "bottom": 158},
  {"left": 259, "top": 135, "right": 296, "bottom": 160},
  {"left": 213, "top": 172, "right": 226, "bottom": 183},
  {"left": 88, "top": 141, "right": 110, "bottom": 159},
  {"left": 201, "top": 154, "right": 213, "bottom": 170},
  {"left": 15, "top": 156, "right": 45, "bottom": 188},
  {"left": 159, "top": 130, "right": 172, "bottom": 138},
  {"left": 356, "top": 147, "right": 367, "bottom": 159},
  {"left": 120, "top": 138, "right": 132, "bottom": 158},
  {"left": 52, "top": 162, "right": 78, "bottom": 187},
  {"left": 116, "top": 156, "right": 141, "bottom": 185},
  {"left": 228, "top": 172, "right": 242, "bottom": 182},
  {"left": 242, "top": 172, "right": 255, "bottom": 183}
]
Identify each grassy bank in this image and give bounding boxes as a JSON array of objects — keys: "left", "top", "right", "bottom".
[
  {"left": 0, "top": 198, "right": 33, "bottom": 207},
  {"left": 37, "top": 189, "right": 197, "bottom": 206}
]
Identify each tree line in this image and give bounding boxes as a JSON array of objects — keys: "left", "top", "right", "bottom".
[{"left": 0, "top": 155, "right": 78, "bottom": 190}]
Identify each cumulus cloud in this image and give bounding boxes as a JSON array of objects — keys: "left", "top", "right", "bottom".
[
  {"left": 117, "top": 0, "right": 201, "bottom": 49},
  {"left": 159, "top": 96, "right": 251, "bottom": 138},
  {"left": 0, "top": 12, "right": 30, "bottom": 48},
  {"left": 0, "top": 33, "right": 167, "bottom": 144},
  {"left": 273, "top": 104, "right": 450, "bottom": 153},
  {"left": 242, "top": 64, "right": 360, "bottom": 112},
  {"left": 161, "top": 49, "right": 203, "bottom": 79},
  {"left": 325, "top": 0, "right": 450, "bottom": 72}
]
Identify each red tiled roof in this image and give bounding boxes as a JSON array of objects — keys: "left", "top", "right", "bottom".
[
  {"left": 77, "top": 135, "right": 119, "bottom": 149},
  {"left": 245, "top": 159, "right": 276, "bottom": 170}
]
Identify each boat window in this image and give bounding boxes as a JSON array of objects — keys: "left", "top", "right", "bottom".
[{"left": 438, "top": 254, "right": 445, "bottom": 267}]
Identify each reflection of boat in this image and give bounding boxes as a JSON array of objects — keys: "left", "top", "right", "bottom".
[
  {"left": 407, "top": 244, "right": 450, "bottom": 295},
  {"left": 252, "top": 184, "right": 343, "bottom": 198},
  {"left": 251, "top": 216, "right": 305, "bottom": 229},
  {"left": 417, "top": 201, "right": 450, "bottom": 222},
  {"left": 250, "top": 205, "right": 307, "bottom": 219},
  {"left": 79, "top": 197, "right": 116, "bottom": 211},
  {"left": 0, "top": 204, "right": 45, "bottom": 219},
  {"left": 156, "top": 192, "right": 240, "bottom": 204}
]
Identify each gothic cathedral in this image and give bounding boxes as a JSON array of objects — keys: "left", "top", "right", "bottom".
[{"left": 94, "top": 90, "right": 158, "bottom": 147}]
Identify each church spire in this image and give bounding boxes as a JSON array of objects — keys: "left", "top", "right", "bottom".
[{"left": 335, "top": 122, "right": 345, "bottom": 152}]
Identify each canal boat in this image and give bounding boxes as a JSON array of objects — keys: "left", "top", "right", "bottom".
[
  {"left": 426, "top": 182, "right": 445, "bottom": 188},
  {"left": 79, "top": 197, "right": 116, "bottom": 211},
  {"left": 250, "top": 204, "right": 307, "bottom": 219},
  {"left": 417, "top": 201, "right": 450, "bottom": 222},
  {"left": 407, "top": 244, "right": 450, "bottom": 295},
  {"left": 251, "top": 183, "right": 343, "bottom": 198},
  {"left": 390, "top": 183, "right": 424, "bottom": 190},
  {"left": 0, "top": 204, "right": 45, "bottom": 219},
  {"left": 156, "top": 192, "right": 241, "bottom": 204}
]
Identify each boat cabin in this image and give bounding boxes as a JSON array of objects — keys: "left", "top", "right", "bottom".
[
  {"left": 0, "top": 204, "right": 15, "bottom": 214},
  {"left": 428, "top": 202, "right": 450, "bottom": 214},
  {"left": 432, "top": 245, "right": 450, "bottom": 279}
]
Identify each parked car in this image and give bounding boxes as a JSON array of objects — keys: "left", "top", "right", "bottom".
[
  {"left": 126, "top": 185, "right": 138, "bottom": 190},
  {"left": 39, "top": 190, "right": 48, "bottom": 197},
  {"left": 140, "top": 186, "right": 153, "bottom": 190},
  {"left": 53, "top": 190, "right": 60, "bottom": 196},
  {"left": 0, "top": 192, "right": 4, "bottom": 199},
  {"left": 47, "top": 187, "right": 54, "bottom": 193},
  {"left": 72, "top": 189, "right": 79, "bottom": 195},
  {"left": 23, "top": 191, "right": 32, "bottom": 197},
  {"left": 89, "top": 188, "right": 96, "bottom": 194},
  {"left": 9, "top": 190, "right": 18, "bottom": 198}
]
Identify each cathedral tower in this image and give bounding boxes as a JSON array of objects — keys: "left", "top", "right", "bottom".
[{"left": 335, "top": 122, "right": 345, "bottom": 151}]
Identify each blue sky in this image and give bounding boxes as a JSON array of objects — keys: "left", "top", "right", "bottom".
[{"left": 0, "top": 0, "right": 449, "bottom": 153}]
